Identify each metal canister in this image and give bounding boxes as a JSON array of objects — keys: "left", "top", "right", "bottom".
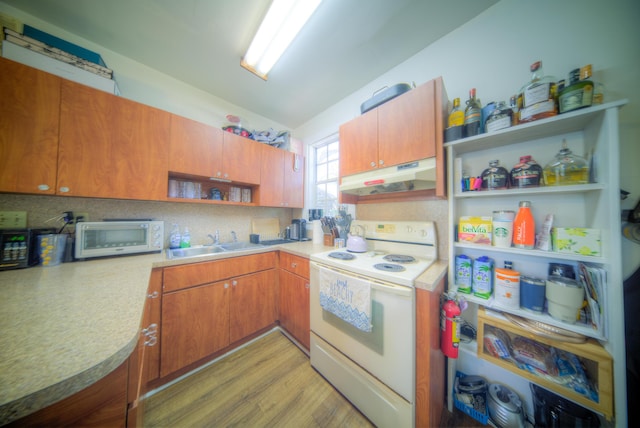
[{"left": 520, "top": 276, "right": 546, "bottom": 312}]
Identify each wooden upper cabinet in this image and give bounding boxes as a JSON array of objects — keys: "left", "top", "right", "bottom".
[
  {"left": 259, "top": 144, "right": 285, "bottom": 207},
  {"left": 220, "top": 132, "right": 262, "bottom": 185},
  {"left": 259, "top": 145, "right": 304, "bottom": 208},
  {"left": 339, "top": 109, "right": 378, "bottom": 177},
  {"left": 0, "top": 57, "right": 60, "bottom": 194},
  {"left": 282, "top": 151, "right": 304, "bottom": 208},
  {"left": 377, "top": 79, "right": 436, "bottom": 167},
  {"left": 169, "top": 115, "right": 223, "bottom": 177},
  {"left": 339, "top": 78, "right": 441, "bottom": 176},
  {"left": 58, "top": 80, "right": 171, "bottom": 200}
]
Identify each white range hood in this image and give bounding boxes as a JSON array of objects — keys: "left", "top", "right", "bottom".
[{"left": 340, "top": 157, "right": 437, "bottom": 196}]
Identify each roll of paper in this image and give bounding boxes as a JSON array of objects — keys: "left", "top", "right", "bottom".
[{"left": 312, "top": 220, "right": 323, "bottom": 244}]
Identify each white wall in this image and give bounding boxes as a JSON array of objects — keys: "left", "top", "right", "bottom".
[{"left": 295, "top": 0, "right": 640, "bottom": 278}]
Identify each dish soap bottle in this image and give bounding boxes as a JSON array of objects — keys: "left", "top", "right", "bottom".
[
  {"left": 169, "top": 223, "right": 181, "bottom": 249},
  {"left": 180, "top": 226, "right": 191, "bottom": 248},
  {"left": 543, "top": 139, "right": 589, "bottom": 186}
]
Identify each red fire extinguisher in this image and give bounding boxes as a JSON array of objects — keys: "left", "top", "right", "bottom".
[{"left": 441, "top": 295, "right": 462, "bottom": 358}]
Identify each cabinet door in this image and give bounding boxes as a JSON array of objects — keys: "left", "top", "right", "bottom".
[
  {"left": 169, "top": 114, "right": 223, "bottom": 177},
  {"left": 58, "top": 80, "right": 171, "bottom": 200},
  {"left": 229, "top": 269, "right": 277, "bottom": 343},
  {"left": 279, "top": 269, "right": 310, "bottom": 349},
  {"left": 221, "top": 132, "right": 262, "bottom": 184},
  {"left": 339, "top": 109, "right": 378, "bottom": 177},
  {"left": 142, "top": 269, "right": 162, "bottom": 385},
  {"left": 160, "top": 281, "right": 230, "bottom": 377},
  {"left": 259, "top": 144, "right": 285, "bottom": 206},
  {"left": 282, "top": 152, "right": 304, "bottom": 208},
  {"left": 0, "top": 58, "right": 60, "bottom": 194},
  {"left": 378, "top": 79, "right": 436, "bottom": 167}
]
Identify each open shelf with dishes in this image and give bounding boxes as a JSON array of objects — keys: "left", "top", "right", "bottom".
[{"left": 445, "top": 100, "right": 627, "bottom": 425}]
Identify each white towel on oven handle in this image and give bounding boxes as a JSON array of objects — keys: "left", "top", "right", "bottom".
[{"left": 318, "top": 266, "right": 372, "bottom": 332}]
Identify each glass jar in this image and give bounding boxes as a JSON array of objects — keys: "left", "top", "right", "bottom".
[
  {"left": 517, "top": 61, "right": 558, "bottom": 123},
  {"left": 481, "top": 160, "right": 510, "bottom": 190},
  {"left": 485, "top": 101, "right": 513, "bottom": 133},
  {"left": 510, "top": 155, "right": 543, "bottom": 188},
  {"left": 543, "top": 139, "right": 589, "bottom": 185}
]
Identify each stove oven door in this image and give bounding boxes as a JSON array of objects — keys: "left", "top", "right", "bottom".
[{"left": 309, "top": 261, "right": 415, "bottom": 427}]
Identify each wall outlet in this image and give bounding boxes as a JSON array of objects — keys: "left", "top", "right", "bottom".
[
  {"left": 74, "top": 212, "right": 89, "bottom": 222},
  {"left": 0, "top": 211, "right": 27, "bottom": 228}
]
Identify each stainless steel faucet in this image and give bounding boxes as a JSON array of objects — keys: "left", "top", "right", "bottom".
[
  {"left": 230, "top": 231, "right": 238, "bottom": 242},
  {"left": 207, "top": 230, "right": 220, "bottom": 245}
]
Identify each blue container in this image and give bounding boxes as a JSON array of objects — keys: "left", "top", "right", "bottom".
[{"left": 520, "top": 276, "right": 546, "bottom": 312}]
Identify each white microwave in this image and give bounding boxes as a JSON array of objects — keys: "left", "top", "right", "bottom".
[{"left": 75, "top": 221, "right": 164, "bottom": 259}]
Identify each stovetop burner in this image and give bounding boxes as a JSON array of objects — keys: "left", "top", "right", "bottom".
[
  {"left": 374, "top": 263, "right": 406, "bottom": 272},
  {"left": 328, "top": 251, "right": 356, "bottom": 260},
  {"left": 383, "top": 254, "right": 416, "bottom": 264}
]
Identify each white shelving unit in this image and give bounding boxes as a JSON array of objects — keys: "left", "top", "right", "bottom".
[{"left": 445, "top": 100, "right": 627, "bottom": 426}]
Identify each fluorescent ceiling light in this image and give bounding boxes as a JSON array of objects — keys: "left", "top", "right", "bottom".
[{"left": 242, "top": 0, "right": 322, "bottom": 80}]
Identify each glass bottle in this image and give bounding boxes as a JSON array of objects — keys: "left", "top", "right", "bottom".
[
  {"left": 517, "top": 61, "right": 558, "bottom": 123},
  {"left": 513, "top": 201, "right": 535, "bottom": 249},
  {"left": 558, "top": 66, "right": 593, "bottom": 113},
  {"left": 448, "top": 97, "right": 464, "bottom": 128},
  {"left": 485, "top": 101, "right": 513, "bottom": 133},
  {"left": 169, "top": 223, "right": 181, "bottom": 249},
  {"left": 481, "top": 160, "right": 510, "bottom": 190},
  {"left": 463, "top": 88, "right": 482, "bottom": 137},
  {"left": 543, "top": 139, "right": 589, "bottom": 186},
  {"left": 510, "top": 155, "right": 543, "bottom": 188}
]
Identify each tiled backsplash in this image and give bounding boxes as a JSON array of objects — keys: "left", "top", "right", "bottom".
[
  {"left": 0, "top": 194, "right": 293, "bottom": 247},
  {"left": 0, "top": 194, "right": 449, "bottom": 259}
]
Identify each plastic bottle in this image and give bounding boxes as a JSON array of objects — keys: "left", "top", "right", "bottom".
[
  {"left": 512, "top": 201, "right": 535, "bottom": 249},
  {"left": 169, "top": 224, "right": 181, "bottom": 249},
  {"left": 180, "top": 226, "right": 191, "bottom": 248}
]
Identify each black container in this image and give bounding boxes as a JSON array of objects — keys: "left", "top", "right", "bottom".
[
  {"left": 531, "top": 384, "right": 600, "bottom": 427},
  {"left": 360, "top": 83, "right": 412, "bottom": 114}
]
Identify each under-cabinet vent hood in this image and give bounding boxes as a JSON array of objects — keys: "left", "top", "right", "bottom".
[{"left": 340, "top": 158, "right": 436, "bottom": 196}]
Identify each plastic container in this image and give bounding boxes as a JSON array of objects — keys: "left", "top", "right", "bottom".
[
  {"left": 38, "top": 234, "right": 67, "bottom": 267},
  {"left": 494, "top": 267, "right": 521, "bottom": 309}
]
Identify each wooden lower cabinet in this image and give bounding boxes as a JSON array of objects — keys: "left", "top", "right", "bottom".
[
  {"left": 158, "top": 253, "right": 278, "bottom": 379},
  {"left": 161, "top": 280, "right": 231, "bottom": 377},
  {"left": 6, "top": 361, "right": 129, "bottom": 428},
  {"left": 415, "top": 277, "right": 446, "bottom": 428},
  {"left": 278, "top": 252, "right": 310, "bottom": 350}
]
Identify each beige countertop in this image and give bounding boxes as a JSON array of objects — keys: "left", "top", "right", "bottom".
[{"left": 0, "top": 241, "right": 446, "bottom": 424}]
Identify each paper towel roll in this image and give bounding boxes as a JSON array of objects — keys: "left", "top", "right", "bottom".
[{"left": 312, "top": 220, "right": 323, "bottom": 244}]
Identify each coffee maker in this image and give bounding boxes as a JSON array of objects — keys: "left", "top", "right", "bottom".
[{"left": 288, "top": 219, "right": 307, "bottom": 241}]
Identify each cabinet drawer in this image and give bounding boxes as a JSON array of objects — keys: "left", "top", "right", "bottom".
[
  {"left": 477, "top": 307, "right": 613, "bottom": 419},
  {"left": 279, "top": 252, "right": 309, "bottom": 279},
  {"left": 163, "top": 252, "right": 276, "bottom": 292}
]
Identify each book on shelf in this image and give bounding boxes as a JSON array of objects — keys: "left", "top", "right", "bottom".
[{"left": 3, "top": 27, "right": 113, "bottom": 79}]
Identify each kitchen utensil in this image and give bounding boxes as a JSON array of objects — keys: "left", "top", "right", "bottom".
[
  {"left": 346, "top": 224, "right": 367, "bottom": 252},
  {"left": 487, "top": 383, "right": 525, "bottom": 428}
]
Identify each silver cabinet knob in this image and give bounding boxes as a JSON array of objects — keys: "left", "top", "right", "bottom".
[
  {"left": 38, "top": 184, "right": 50, "bottom": 191},
  {"left": 370, "top": 161, "right": 376, "bottom": 167},
  {"left": 59, "top": 186, "right": 70, "bottom": 193},
  {"left": 147, "top": 291, "right": 159, "bottom": 299}
]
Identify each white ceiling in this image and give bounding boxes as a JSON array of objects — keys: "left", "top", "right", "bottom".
[{"left": 4, "top": 0, "right": 498, "bottom": 128}]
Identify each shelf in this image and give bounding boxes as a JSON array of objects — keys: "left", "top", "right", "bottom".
[
  {"left": 453, "top": 183, "right": 605, "bottom": 199},
  {"left": 453, "top": 286, "right": 605, "bottom": 340},
  {"left": 453, "top": 243, "right": 607, "bottom": 264},
  {"left": 444, "top": 100, "right": 627, "bottom": 154},
  {"left": 477, "top": 308, "right": 613, "bottom": 419}
]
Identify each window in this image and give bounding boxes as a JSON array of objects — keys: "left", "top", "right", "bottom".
[{"left": 310, "top": 135, "right": 339, "bottom": 215}]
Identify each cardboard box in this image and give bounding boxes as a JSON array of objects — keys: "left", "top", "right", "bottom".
[
  {"left": 551, "top": 227, "right": 601, "bottom": 257},
  {"left": 23, "top": 24, "right": 106, "bottom": 67},
  {"left": 458, "top": 216, "right": 492, "bottom": 245},
  {"left": 2, "top": 40, "right": 120, "bottom": 95}
]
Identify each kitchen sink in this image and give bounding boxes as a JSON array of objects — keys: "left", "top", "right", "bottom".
[
  {"left": 166, "top": 242, "right": 266, "bottom": 259},
  {"left": 166, "top": 245, "right": 227, "bottom": 259},
  {"left": 218, "top": 241, "right": 265, "bottom": 251}
]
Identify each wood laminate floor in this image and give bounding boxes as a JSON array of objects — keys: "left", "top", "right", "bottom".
[{"left": 143, "top": 330, "right": 484, "bottom": 427}]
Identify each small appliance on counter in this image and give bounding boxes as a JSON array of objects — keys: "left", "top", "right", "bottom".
[
  {"left": 0, "top": 228, "right": 57, "bottom": 270},
  {"left": 287, "top": 218, "right": 308, "bottom": 241},
  {"left": 75, "top": 220, "right": 164, "bottom": 260}
]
